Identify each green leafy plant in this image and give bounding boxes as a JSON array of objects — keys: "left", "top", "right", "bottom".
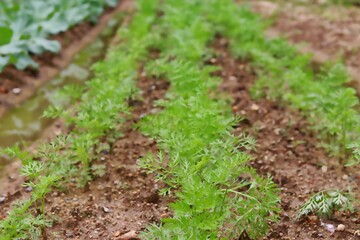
[
  {"left": 331, "top": 0, "right": 360, "bottom": 6},
  {"left": 207, "top": 0, "right": 360, "bottom": 165},
  {"left": 346, "top": 142, "right": 360, "bottom": 166},
  {"left": 0, "top": 0, "right": 159, "bottom": 237},
  {"left": 296, "top": 190, "right": 355, "bottom": 219},
  {"left": 0, "top": 200, "right": 52, "bottom": 240},
  {"left": 136, "top": 0, "right": 280, "bottom": 239},
  {"left": 0, "top": 0, "right": 119, "bottom": 71}
]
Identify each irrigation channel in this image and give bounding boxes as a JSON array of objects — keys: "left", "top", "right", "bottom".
[{"left": 0, "top": 16, "right": 122, "bottom": 174}]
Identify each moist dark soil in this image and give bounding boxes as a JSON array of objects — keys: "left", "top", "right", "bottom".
[
  {"left": 211, "top": 37, "right": 360, "bottom": 240},
  {"left": 0, "top": 0, "right": 134, "bottom": 118}
]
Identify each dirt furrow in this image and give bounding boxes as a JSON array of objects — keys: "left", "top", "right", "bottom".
[
  {"left": 39, "top": 68, "right": 170, "bottom": 239},
  {"left": 0, "top": 66, "right": 170, "bottom": 239},
  {"left": 250, "top": 0, "right": 360, "bottom": 95},
  {"left": 211, "top": 37, "right": 360, "bottom": 240}
]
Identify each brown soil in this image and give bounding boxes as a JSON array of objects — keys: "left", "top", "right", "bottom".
[
  {"left": 212, "top": 37, "right": 360, "bottom": 240},
  {"left": 0, "top": 67, "right": 170, "bottom": 239},
  {"left": 250, "top": 0, "right": 360, "bottom": 94},
  {"left": 43, "top": 69, "right": 170, "bottom": 239},
  {"left": 0, "top": 0, "right": 134, "bottom": 119},
  {"left": 1, "top": 5, "right": 359, "bottom": 237},
  {"left": 0, "top": 0, "right": 134, "bottom": 204}
]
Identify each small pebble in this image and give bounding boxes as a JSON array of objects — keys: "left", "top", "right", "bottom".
[
  {"left": 150, "top": 108, "right": 160, "bottom": 114},
  {"left": 337, "top": 224, "right": 345, "bottom": 231},
  {"left": 119, "top": 230, "right": 137, "bottom": 239},
  {"left": 65, "top": 231, "right": 74, "bottom": 237},
  {"left": 250, "top": 103, "right": 259, "bottom": 111},
  {"left": 53, "top": 128, "right": 62, "bottom": 136},
  {"left": 229, "top": 76, "right": 237, "bottom": 81},
  {"left": 321, "top": 222, "right": 335, "bottom": 233},
  {"left": 321, "top": 165, "right": 328, "bottom": 173},
  {"left": 103, "top": 206, "right": 111, "bottom": 213},
  {"left": 12, "top": 88, "right": 22, "bottom": 95},
  {"left": 114, "top": 231, "right": 121, "bottom": 237}
]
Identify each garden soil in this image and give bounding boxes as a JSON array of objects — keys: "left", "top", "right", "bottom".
[
  {"left": 44, "top": 69, "right": 170, "bottom": 239},
  {"left": 212, "top": 37, "right": 360, "bottom": 240},
  {"left": 251, "top": 0, "right": 360, "bottom": 95},
  {"left": 1, "top": 3, "right": 360, "bottom": 239}
]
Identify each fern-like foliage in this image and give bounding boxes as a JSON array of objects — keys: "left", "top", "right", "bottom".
[
  {"left": 346, "top": 142, "right": 360, "bottom": 166},
  {"left": 296, "top": 190, "right": 355, "bottom": 219},
  {"left": 137, "top": 0, "right": 281, "bottom": 239},
  {"left": 209, "top": 0, "right": 360, "bottom": 165},
  {"left": 0, "top": 0, "right": 160, "bottom": 238}
]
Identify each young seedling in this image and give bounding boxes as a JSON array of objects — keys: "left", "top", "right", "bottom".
[
  {"left": 209, "top": 0, "right": 360, "bottom": 165},
  {"left": 137, "top": 1, "right": 280, "bottom": 238},
  {"left": 0, "top": 0, "right": 162, "bottom": 237},
  {"left": 296, "top": 190, "right": 355, "bottom": 220}
]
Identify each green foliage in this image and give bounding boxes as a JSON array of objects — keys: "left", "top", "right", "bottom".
[
  {"left": 0, "top": 200, "right": 52, "bottom": 240},
  {"left": 331, "top": 0, "right": 360, "bottom": 6},
  {"left": 208, "top": 0, "right": 360, "bottom": 165},
  {"left": 0, "top": 0, "right": 119, "bottom": 71},
  {"left": 346, "top": 141, "right": 360, "bottom": 166},
  {"left": 297, "top": 190, "right": 355, "bottom": 219},
  {"left": 0, "top": 0, "right": 159, "bottom": 238},
  {"left": 0, "top": 26, "right": 13, "bottom": 46},
  {"left": 137, "top": 0, "right": 280, "bottom": 239}
]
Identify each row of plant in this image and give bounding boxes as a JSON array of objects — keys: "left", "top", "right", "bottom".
[
  {"left": 207, "top": 0, "right": 358, "bottom": 219},
  {"left": 331, "top": 0, "right": 360, "bottom": 6},
  {"left": 0, "top": 0, "right": 119, "bottom": 72},
  {"left": 0, "top": 1, "right": 159, "bottom": 238},
  {"left": 135, "top": 0, "right": 280, "bottom": 239},
  {"left": 0, "top": 0, "right": 280, "bottom": 238},
  {"left": 1, "top": 0, "right": 357, "bottom": 238},
  {"left": 207, "top": 1, "right": 360, "bottom": 166}
]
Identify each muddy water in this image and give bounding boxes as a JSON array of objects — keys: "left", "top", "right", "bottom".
[
  {"left": 0, "top": 64, "right": 90, "bottom": 148},
  {"left": 0, "top": 17, "right": 122, "bottom": 170}
]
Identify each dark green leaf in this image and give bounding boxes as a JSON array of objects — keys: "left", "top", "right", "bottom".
[{"left": 0, "top": 26, "right": 13, "bottom": 46}]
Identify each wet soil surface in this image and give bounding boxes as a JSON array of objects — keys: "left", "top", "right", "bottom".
[
  {"left": 42, "top": 73, "right": 170, "bottom": 239},
  {"left": 211, "top": 38, "right": 360, "bottom": 240},
  {"left": 250, "top": 0, "right": 360, "bottom": 93},
  {"left": 0, "top": 0, "right": 133, "bottom": 118}
]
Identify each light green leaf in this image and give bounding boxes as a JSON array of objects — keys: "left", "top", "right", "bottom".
[
  {"left": 0, "top": 42, "right": 24, "bottom": 54},
  {"left": 29, "top": 38, "right": 61, "bottom": 54},
  {"left": 14, "top": 54, "right": 38, "bottom": 70}
]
